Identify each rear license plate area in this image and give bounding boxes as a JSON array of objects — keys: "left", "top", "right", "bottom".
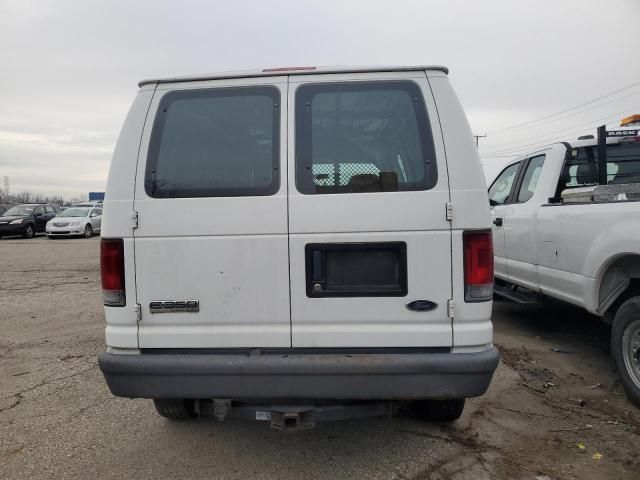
[{"left": 305, "top": 242, "right": 407, "bottom": 297}]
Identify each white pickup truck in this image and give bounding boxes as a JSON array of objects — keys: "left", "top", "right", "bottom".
[{"left": 488, "top": 116, "right": 640, "bottom": 406}]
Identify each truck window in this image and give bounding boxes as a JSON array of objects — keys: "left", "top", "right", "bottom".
[
  {"left": 295, "top": 81, "right": 438, "bottom": 194},
  {"left": 145, "top": 86, "right": 280, "bottom": 198},
  {"left": 517, "top": 155, "right": 545, "bottom": 203},
  {"left": 488, "top": 162, "right": 521, "bottom": 205},
  {"left": 559, "top": 142, "right": 640, "bottom": 191}
]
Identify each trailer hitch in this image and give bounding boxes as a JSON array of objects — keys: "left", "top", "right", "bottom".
[{"left": 270, "top": 409, "right": 315, "bottom": 431}]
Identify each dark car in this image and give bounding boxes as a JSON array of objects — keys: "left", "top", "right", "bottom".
[
  {"left": 0, "top": 203, "right": 58, "bottom": 239},
  {"left": 0, "top": 204, "right": 14, "bottom": 216}
]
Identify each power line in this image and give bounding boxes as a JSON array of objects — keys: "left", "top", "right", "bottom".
[
  {"left": 480, "top": 119, "right": 621, "bottom": 159},
  {"left": 483, "top": 79, "right": 640, "bottom": 135},
  {"left": 481, "top": 122, "right": 616, "bottom": 158},
  {"left": 482, "top": 113, "right": 625, "bottom": 155},
  {"left": 480, "top": 88, "right": 640, "bottom": 149},
  {"left": 480, "top": 107, "right": 640, "bottom": 156}
]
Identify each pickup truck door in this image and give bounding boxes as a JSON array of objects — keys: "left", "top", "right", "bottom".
[
  {"left": 502, "top": 154, "right": 546, "bottom": 290},
  {"left": 488, "top": 161, "right": 521, "bottom": 279}
]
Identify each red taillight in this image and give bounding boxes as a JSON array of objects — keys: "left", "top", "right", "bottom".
[
  {"left": 463, "top": 230, "right": 493, "bottom": 302},
  {"left": 101, "top": 238, "right": 125, "bottom": 307}
]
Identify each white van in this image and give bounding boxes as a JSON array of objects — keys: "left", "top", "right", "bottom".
[{"left": 98, "top": 66, "right": 498, "bottom": 427}]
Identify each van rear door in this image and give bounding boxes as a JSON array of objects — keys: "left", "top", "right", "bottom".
[
  {"left": 287, "top": 71, "right": 453, "bottom": 347},
  {"left": 134, "top": 76, "right": 290, "bottom": 348}
]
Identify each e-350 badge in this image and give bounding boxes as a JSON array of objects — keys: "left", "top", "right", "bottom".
[{"left": 149, "top": 300, "right": 199, "bottom": 313}]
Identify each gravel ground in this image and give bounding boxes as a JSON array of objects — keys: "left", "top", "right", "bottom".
[{"left": 1, "top": 235, "right": 639, "bottom": 480}]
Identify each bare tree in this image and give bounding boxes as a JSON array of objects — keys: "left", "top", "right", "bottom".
[{"left": 3, "top": 190, "right": 77, "bottom": 207}]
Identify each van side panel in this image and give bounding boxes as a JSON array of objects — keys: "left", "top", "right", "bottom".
[
  {"left": 427, "top": 76, "right": 489, "bottom": 230},
  {"left": 102, "top": 86, "right": 155, "bottom": 348},
  {"left": 426, "top": 75, "right": 493, "bottom": 349}
]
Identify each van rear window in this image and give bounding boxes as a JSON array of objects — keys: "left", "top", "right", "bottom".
[
  {"left": 145, "top": 86, "right": 280, "bottom": 198},
  {"left": 295, "top": 81, "right": 437, "bottom": 194}
]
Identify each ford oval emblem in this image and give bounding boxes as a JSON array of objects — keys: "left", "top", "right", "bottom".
[{"left": 406, "top": 300, "right": 437, "bottom": 312}]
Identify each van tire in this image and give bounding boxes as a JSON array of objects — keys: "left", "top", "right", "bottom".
[
  {"left": 153, "top": 399, "right": 196, "bottom": 419},
  {"left": 611, "top": 296, "right": 640, "bottom": 407},
  {"left": 412, "top": 398, "right": 465, "bottom": 422}
]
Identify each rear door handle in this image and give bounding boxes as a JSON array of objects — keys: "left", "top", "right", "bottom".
[{"left": 493, "top": 218, "right": 503, "bottom": 227}]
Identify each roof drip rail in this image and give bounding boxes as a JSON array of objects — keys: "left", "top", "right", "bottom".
[{"left": 137, "top": 65, "right": 449, "bottom": 87}]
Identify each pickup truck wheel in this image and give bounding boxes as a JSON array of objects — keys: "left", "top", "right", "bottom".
[
  {"left": 412, "top": 398, "right": 465, "bottom": 422},
  {"left": 612, "top": 296, "right": 640, "bottom": 407},
  {"left": 153, "top": 399, "right": 196, "bottom": 420}
]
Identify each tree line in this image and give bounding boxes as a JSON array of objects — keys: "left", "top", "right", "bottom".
[{"left": 0, "top": 189, "right": 87, "bottom": 207}]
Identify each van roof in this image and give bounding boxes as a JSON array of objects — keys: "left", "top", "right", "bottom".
[{"left": 138, "top": 65, "right": 449, "bottom": 87}]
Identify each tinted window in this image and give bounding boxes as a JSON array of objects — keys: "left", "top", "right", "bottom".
[
  {"left": 559, "top": 142, "right": 640, "bottom": 191},
  {"left": 146, "top": 86, "right": 280, "bottom": 198},
  {"left": 517, "top": 155, "right": 545, "bottom": 203},
  {"left": 488, "top": 162, "right": 520, "bottom": 205},
  {"left": 295, "top": 81, "right": 437, "bottom": 194},
  {"left": 4, "top": 205, "right": 34, "bottom": 216},
  {"left": 60, "top": 208, "right": 89, "bottom": 217}
]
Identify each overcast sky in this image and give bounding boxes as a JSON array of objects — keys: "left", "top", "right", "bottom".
[{"left": 1, "top": 0, "right": 639, "bottom": 198}]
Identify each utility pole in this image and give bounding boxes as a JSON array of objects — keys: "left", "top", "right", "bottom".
[
  {"left": 474, "top": 134, "right": 487, "bottom": 147},
  {"left": 3, "top": 176, "right": 8, "bottom": 201}
]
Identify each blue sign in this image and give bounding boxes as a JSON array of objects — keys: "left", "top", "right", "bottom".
[{"left": 89, "top": 192, "right": 105, "bottom": 201}]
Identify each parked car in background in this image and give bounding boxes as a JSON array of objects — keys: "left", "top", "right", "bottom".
[
  {"left": 70, "top": 201, "right": 103, "bottom": 208},
  {"left": 489, "top": 116, "right": 640, "bottom": 406},
  {"left": 46, "top": 206, "right": 102, "bottom": 238},
  {"left": 0, "top": 203, "right": 57, "bottom": 238},
  {"left": 0, "top": 203, "right": 15, "bottom": 216}
]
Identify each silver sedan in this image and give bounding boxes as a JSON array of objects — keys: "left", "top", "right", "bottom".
[{"left": 46, "top": 206, "right": 102, "bottom": 238}]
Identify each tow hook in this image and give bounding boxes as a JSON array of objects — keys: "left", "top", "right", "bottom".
[{"left": 270, "top": 410, "right": 315, "bottom": 431}]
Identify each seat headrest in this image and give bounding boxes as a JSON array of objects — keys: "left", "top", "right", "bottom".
[{"left": 576, "top": 162, "right": 597, "bottom": 185}]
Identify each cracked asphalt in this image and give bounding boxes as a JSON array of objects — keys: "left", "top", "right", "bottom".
[{"left": 1, "top": 236, "right": 639, "bottom": 479}]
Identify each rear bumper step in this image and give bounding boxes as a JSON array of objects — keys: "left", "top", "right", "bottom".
[
  {"left": 494, "top": 283, "right": 541, "bottom": 304},
  {"left": 98, "top": 348, "right": 499, "bottom": 400}
]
